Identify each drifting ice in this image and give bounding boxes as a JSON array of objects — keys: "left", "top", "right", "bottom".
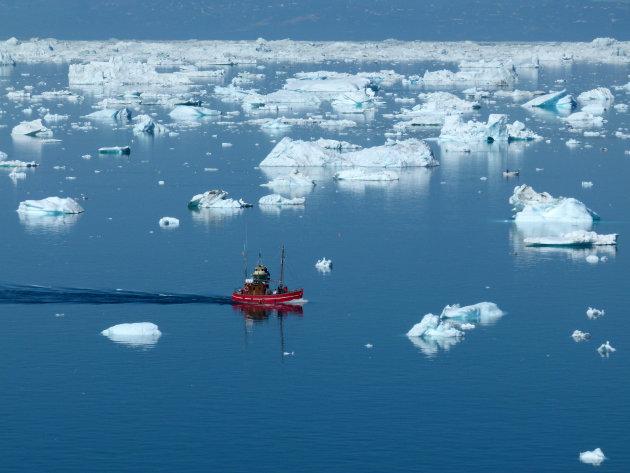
[
  {"left": 439, "top": 114, "right": 540, "bottom": 143},
  {"left": 407, "top": 314, "right": 464, "bottom": 339},
  {"left": 169, "top": 106, "right": 221, "bottom": 119},
  {"left": 188, "top": 190, "right": 252, "bottom": 208},
  {"left": 85, "top": 108, "right": 131, "bottom": 121},
  {"left": 439, "top": 302, "right": 505, "bottom": 325},
  {"left": 98, "top": 146, "right": 131, "bottom": 155},
  {"left": 586, "top": 307, "right": 604, "bottom": 319},
  {"left": 260, "top": 137, "right": 438, "bottom": 168},
  {"left": 597, "top": 341, "right": 616, "bottom": 356},
  {"left": 315, "top": 258, "right": 333, "bottom": 272},
  {"left": 0, "top": 159, "right": 39, "bottom": 167},
  {"left": 521, "top": 89, "right": 576, "bottom": 111},
  {"left": 159, "top": 217, "right": 179, "bottom": 228},
  {"left": 17, "top": 197, "right": 84, "bottom": 215},
  {"left": 524, "top": 230, "right": 617, "bottom": 247},
  {"left": 509, "top": 185, "right": 599, "bottom": 224},
  {"left": 133, "top": 115, "right": 169, "bottom": 135},
  {"left": 571, "top": 330, "right": 591, "bottom": 342},
  {"left": 11, "top": 119, "right": 53, "bottom": 137},
  {"left": 258, "top": 194, "right": 305, "bottom": 206},
  {"left": 101, "top": 322, "right": 162, "bottom": 347},
  {"left": 579, "top": 448, "right": 606, "bottom": 466},
  {"left": 333, "top": 168, "right": 399, "bottom": 181},
  {"left": 260, "top": 170, "right": 316, "bottom": 189}
]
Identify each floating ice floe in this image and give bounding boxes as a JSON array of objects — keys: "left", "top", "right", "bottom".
[
  {"left": 587, "top": 307, "right": 605, "bottom": 319},
  {"left": 392, "top": 91, "right": 480, "bottom": 129},
  {"left": 169, "top": 105, "right": 221, "bottom": 120},
  {"left": 586, "top": 254, "right": 600, "bottom": 263},
  {"left": 84, "top": 107, "right": 131, "bottom": 121},
  {"left": 578, "top": 87, "right": 614, "bottom": 108},
  {"left": 260, "top": 137, "right": 438, "bottom": 168},
  {"left": 509, "top": 184, "right": 599, "bottom": 225},
  {"left": 439, "top": 114, "right": 541, "bottom": 143},
  {"left": 521, "top": 89, "right": 576, "bottom": 112},
  {"left": 563, "top": 112, "right": 604, "bottom": 128},
  {"left": 159, "top": 217, "right": 179, "bottom": 228},
  {"left": 260, "top": 169, "right": 316, "bottom": 190},
  {"left": 17, "top": 196, "right": 84, "bottom": 215},
  {"left": 315, "top": 258, "right": 333, "bottom": 272},
  {"left": 133, "top": 115, "right": 169, "bottom": 135},
  {"left": 415, "top": 61, "right": 517, "bottom": 87},
  {"left": 11, "top": 118, "right": 53, "bottom": 137},
  {"left": 597, "top": 341, "right": 616, "bottom": 357},
  {"left": 524, "top": 230, "right": 617, "bottom": 247},
  {"left": 98, "top": 145, "right": 131, "bottom": 155},
  {"left": 284, "top": 74, "right": 371, "bottom": 94},
  {"left": 43, "top": 113, "right": 69, "bottom": 122},
  {"left": 258, "top": 194, "right": 305, "bottom": 206},
  {"left": 571, "top": 330, "right": 591, "bottom": 342},
  {"left": 581, "top": 181, "right": 594, "bottom": 188},
  {"left": 331, "top": 89, "right": 377, "bottom": 114},
  {"left": 333, "top": 168, "right": 399, "bottom": 181},
  {"left": 439, "top": 302, "right": 505, "bottom": 325},
  {"left": 188, "top": 189, "right": 252, "bottom": 209},
  {"left": 579, "top": 448, "right": 606, "bottom": 466},
  {"left": 0, "top": 159, "right": 39, "bottom": 167},
  {"left": 101, "top": 322, "right": 162, "bottom": 348}
]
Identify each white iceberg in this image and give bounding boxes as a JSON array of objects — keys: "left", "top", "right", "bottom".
[
  {"left": 11, "top": 119, "right": 53, "bottom": 137},
  {"left": 586, "top": 307, "right": 604, "bottom": 319},
  {"left": 509, "top": 185, "right": 599, "bottom": 225},
  {"left": 417, "top": 62, "right": 517, "bottom": 87},
  {"left": 563, "top": 112, "right": 604, "bottom": 128},
  {"left": 159, "top": 217, "right": 179, "bottom": 228},
  {"left": 521, "top": 89, "right": 576, "bottom": 111},
  {"left": 577, "top": 87, "right": 614, "bottom": 108},
  {"left": 581, "top": 181, "right": 594, "bottom": 188},
  {"left": 439, "top": 114, "right": 540, "bottom": 143},
  {"left": 241, "top": 89, "right": 322, "bottom": 112},
  {"left": 260, "top": 169, "right": 316, "bottom": 190},
  {"left": 284, "top": 75, "right": 371, "bottom": 94},
  {"left": 101, "top": 322, "right": 162, "bottom": 347},
  {"left": 439, "top": 302, "right": 505, "bottom": 325},
  {"left": 258, "top": 194, "right": 305, "bottom": 206},
  {"left": 0, "top": 159, "right": 39, "bottom": 167},
  {"left": 597, "top": 341, "right": 616, "bottom": 357},
  {"left": 571, "top": 330, "right": 591, "bottom": 342},
  {"left": 579, "top": 448, "right": 606, "bottom": 466},
  {"left": 315, "top": 258, "right": 333, "bottom": 272},
  {"left": 260, "top": 137, "right": 438, "bottom": 168},
  {"left": 524, "top": 230, "right": 617, "bottom": 247},
  {"left": 17, "top": 197, "right": 84, "bottom": 215},
  {"left": 84, "top": 108, "right": 131, "bottom": 121},
  {"left": 133, "top": 115, "right": 169, "bottom": 135},
  {"left": 333, "top": 168, "right": 399, "bottom": 181},
  {"left": 407, "top": 314, "right": 464, "bottom": 341},
  {"left": 188, "top": 190, "right": 252, "bottom": 209},
  {"left": 169, "top": 105, "right": 221, "bottom": 120},
  {"left": 331, "top": 89, "right": 377, "bottom": 113}
]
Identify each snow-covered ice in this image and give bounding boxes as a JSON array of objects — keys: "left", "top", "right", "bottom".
[
  {"left": 0, "top": 159, "right": 39, "bottom": 167},
  {"left": 260, "top": 169, "right": 316, "bottom": 191},
  {"left": 188, "top": 190, "right": 252, "bottom": 209},
  {"left": 439, "top": 302, "right": 505, "bottom": 325},
  {"left": 521, "top": 89, "right": 576, "bottom": 112},
  {"left": 85, "top": 107, "right": 131, "bottom": 121},
  {"left": 101, "top": 322, "right": 162, "bottom": 347},
  {"left": 17, "top": 197, "right": 84, "bottom": 215},
  {"left": 169, "top": 105, "right": 221, "bottom": 120},
  {"left": 439, "top": 114, "right": 540, "bottom": 143},
  {"left": 579, "top": 448, "right": 606, "bottom": 466}
]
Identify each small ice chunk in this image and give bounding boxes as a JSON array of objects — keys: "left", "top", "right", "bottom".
[
  {"left": 169, "top": 106, "right": 220, "bottom": 120},
  {"left": 586, "top": 254, "right": 599, "bottom": 264},
  {"left": 159, "top": 217, "right": 179, "bottom": 228},
  {"left": 586, "top": 307, "right": 604, "bottom": 319},
  {"left": 17, "top": 197, "right": 84, "bottom": 215},
  {"left": 579, "top": 448, "right": 606, "bottom": 466},
  {"left": 85, "top": 108, "right": 131, "bottom": 121},
  {"left": 133, "top": 115, "right": 168, "bottom": 135},
  {"left": 524, "top": 230, "right": 617, "bottom": 247},
  {"left": 566, "top": 138, "right": 581, "bottom": 147},
  {"left": 0, "top": 159, "right": 39, "bottom": 168},
  {"left": 101, "top": 322, "right": 161, "bottom": 347},
  {"left": 315, "top": 258, "right": 333, "bottom": 272},
  {"left": 571, "top": 330, "right": 591, "bottom": 342},
  {"left": 460, "top": 323, "right": 476, "bottom": 330},
  {"left": 440, "top": 302, "right": 504, "bottom": 325},
  {"left": 365, "top": 343, "right": 373, "bottom": 349},
  {"left": 597, "top": 341, "right": 616, "bottom": 356},
  {"left": 581, "top": 181, "right": 593, "bottom": 188},
  {"left": 258, "top": 194, "right": 305, "bottom": 206}
]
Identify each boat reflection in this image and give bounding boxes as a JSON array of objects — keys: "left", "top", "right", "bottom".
[{"left": 233, "top": 302, "right": 303, "bottom": 321}]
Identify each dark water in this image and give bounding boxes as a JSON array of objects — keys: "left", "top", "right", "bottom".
[
  {"left": 0, "top": 0, "right": 629, "bottom": 41},
  {"left": 0, "top": 60, "right": 629, "bottom": 471}
]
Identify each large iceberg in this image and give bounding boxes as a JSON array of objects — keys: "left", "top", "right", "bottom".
[
  {"left": 416, "top": 62, "right": 517, "bottom": 87},
  {"left": 11, "top": 119, "right": 53, "bottom": 137},
  {"left": 284, "top": 75, "right": 371, "bottom": 94},
  {"left": 577, "top": 87, "right": 614, "bottom": 108},
  {"left": 188, "top": 190, "right": 252, "bottom": 209},
  {"left": 101, "top": 322, "right": 162, "bottom": 347},
  {"left": 331, "top": 89, "right": 377, "bottom": 114},
  {"left": 260, "top": 137, "right": 438, "bottom": 168},
  {"left": 510, "top": 185, "right": 599, "bottom": 224},
  {"left": 17, "top": 197, "right": 84, "bottom": 215}
]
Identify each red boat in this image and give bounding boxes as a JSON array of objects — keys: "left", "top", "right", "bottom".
[{"left": 232, "top": 245, "right": 304, "bottom": 305}]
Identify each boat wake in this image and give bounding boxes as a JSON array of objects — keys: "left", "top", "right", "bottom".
[{"left": 0, "top": 285, "right": 234, "bottom": 305}]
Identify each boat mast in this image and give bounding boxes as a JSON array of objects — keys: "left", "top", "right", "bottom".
[{"left": 280, "top": 245, "right": 285, "bottom": 288}]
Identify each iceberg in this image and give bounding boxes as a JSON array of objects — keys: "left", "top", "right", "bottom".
[
  {"left": 333, "top": 168, "right": 399, "bottom": 181},
  {"left": 563, "top": 112, "right": 604, "bottom": 127},
  {"left": 260, "top": 169, "right": 317, "bottom": 190},
  {"left": 0, "top": 159, "right": 39, "bottom": 167},
  {"left": 133, "top": 115, "right": 169, "bottom": 135},
  {"left": 98, "top": 146, "right": 131, "bottom": 155},
  {"left": 284, "top": 75, "right": 371, "bottom": 94},
  {"left": 101, "top": 322, "right": 162, "bottom": 347},
  {"left": 417, "top": 62, "right": 517, "bottom": 87},
  {"left": 159, "top": 217, "right": 179, "bottom": 228},
  {"left": 586, "top": 307, "right": 604, "bottom": 319},
  {"left": 188, "top": 190, "right": 252, "bottom": 209},
  {"left": 524, "top": 230, "right": 617, "bottom": 247},
  {"left": 242, "top": 89, "right": 322, "bottom": 112},
  {"left": 510, "top": 185, "right": 599, "bottom": 225},
  {"left": 315, "top": 258, "right": 333, "bottom": 272},
  {"left": 571, "top": 330, "right": 590, "bottom": 342},
  {"left": 258, "top": 194, "right": 305, "bottom": 206},
  {"left": 597, "top": 341, "right": 616, "bottom": 357},
  {"left": 17, "top": 197, "right": 84, "bottom": 215},
  {"left": 260, "top": 137, "right": 438, "bottom": 168},
  {"left": 407, "top": 314, "right": 464, "bottom": 343},
  {"left": 169, "top": 105, "right": 221, "bottom": 120},
  {"left": 439, "top": 302, "right": 505, "bottom": 325},
  {"left": 579, "top": 448, "right": 606, "bottom": 466},
  {"left": 577, "top": 87, "right": 614, "bottom": 107},
  {"left": 439, "top": 114, "right": 540, "bottom": 143},
  {"left": 11, "top": 119, "right": 53, "bottom": 137},
  {"left": 84, "top": 107, "right": 131, "bottom": 121},
  {"left": 521, "top": 89, "right": 576, "bottom": 111}
]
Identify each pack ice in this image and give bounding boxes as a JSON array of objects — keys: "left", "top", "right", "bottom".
[
  {"left": 259, "top": 137, "right": 439, "bottom": 168},
  {"left": 509, "top": 185, "right": 599, "bottom": 224},
  {"left": 17, "top": 197, "right": 84, "bottom": 215},
  {"left": 101, "top": 322, "right": 162, "bottom": 347}
]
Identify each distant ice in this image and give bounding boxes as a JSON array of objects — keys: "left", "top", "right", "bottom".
[
  {"left": 439, "top": 114, "right": 540, "bottom": 143},
  {"left": 258, "top": 194, "right": 305, "bottom": 206},
  {"left": 597, "top": 341, "right": 616, "bottom": 357},
  {"left": 315, "top": 258, "right": 333, "bottom": 272},
  {"left": 333, "top": 168, "right": 399, "bottom": 181},
  {"left": 572, "top": 330, "right": 591, "bottom": 342},
  {"left": 169, "top": 105, "right": 221, "bottom": 120},
  {"left": 586, "top": 307, "right": 604, "bottom": 319},
  {"left": 261, "top": 169, "right": 317, "bottom": 191},
  {"left": 98, "top": 146, "right": 130, "bottom": 155},
  {"left": 17, "top": 197, "right": 84, "bottom": 215},
  {"left": 159, "top": 217, "right": 179, "bottom": 228},
  {"left": 133, "top": 115, "right": 169, "bottom": 135},
  {"left": 85, "top": 107, "right": 131, "bottom": 121},
  {"left": 524, "top": 230, "right": 617, "bottom": 247},
  {"left": 0, "top": 159, "right": 39, "bottom": 167},
  {"left": 579, "top": 448, "right": 606, "bottom": 466},
  {"left": 521, "top": 89, "right": 576, "bottom": 112},
  {"left": 586, "top": 254, "right": 600, "bottom": 263},
  {"left": 11, "top": 118, "right": 53, "bottom": 137},
  {"left": 101, "top": 322, "right": 162, "bottom": 347},
  {"left": 188, "top": 189, "right": 252, "bottom": 209},
  {"left": 581, "top": 181, "right": 594, "bottom": 188}
]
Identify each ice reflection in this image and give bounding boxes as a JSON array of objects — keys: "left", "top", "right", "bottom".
[
  {"left": 18, "top": 212, "right": 82, "bottom": 233},
  {"left": 258, "top": 204, "right": 305, "bottom": 216},
  {"left": 407, "top": 333, "right": 462, "bottom": 357},
  {"left": 189, "top": 207, "right": 243, "bottom": 225}
]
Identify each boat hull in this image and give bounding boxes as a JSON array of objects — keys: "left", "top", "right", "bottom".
[{"left": 231, "top": 289, "right": 303, "bottom": 305}]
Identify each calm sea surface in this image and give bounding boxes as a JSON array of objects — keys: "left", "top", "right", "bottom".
[{"left": 0, "top": 60, "right": 629, "bottom": 471}]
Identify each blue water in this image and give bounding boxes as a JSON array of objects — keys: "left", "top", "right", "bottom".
[{"left": 1, "top": 60, "right": 630, "bottom": 471}]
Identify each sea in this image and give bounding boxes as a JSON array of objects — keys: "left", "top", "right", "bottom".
[{"left": 0, "top": 57, "right": 629, "bottom": 471}]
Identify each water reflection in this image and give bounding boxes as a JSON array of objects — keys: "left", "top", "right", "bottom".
[
  {"left": 189, "top": 207, "right": 244, "bottom": 225},
  {"left": 18, "top": 212, "right": 82, "bottom": 233},
  {"left": 233, "top": 303, "right": 303, "bottom": 321},
  {"left": 408, "top": 333, "right": 462, "bottom": 357}
]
